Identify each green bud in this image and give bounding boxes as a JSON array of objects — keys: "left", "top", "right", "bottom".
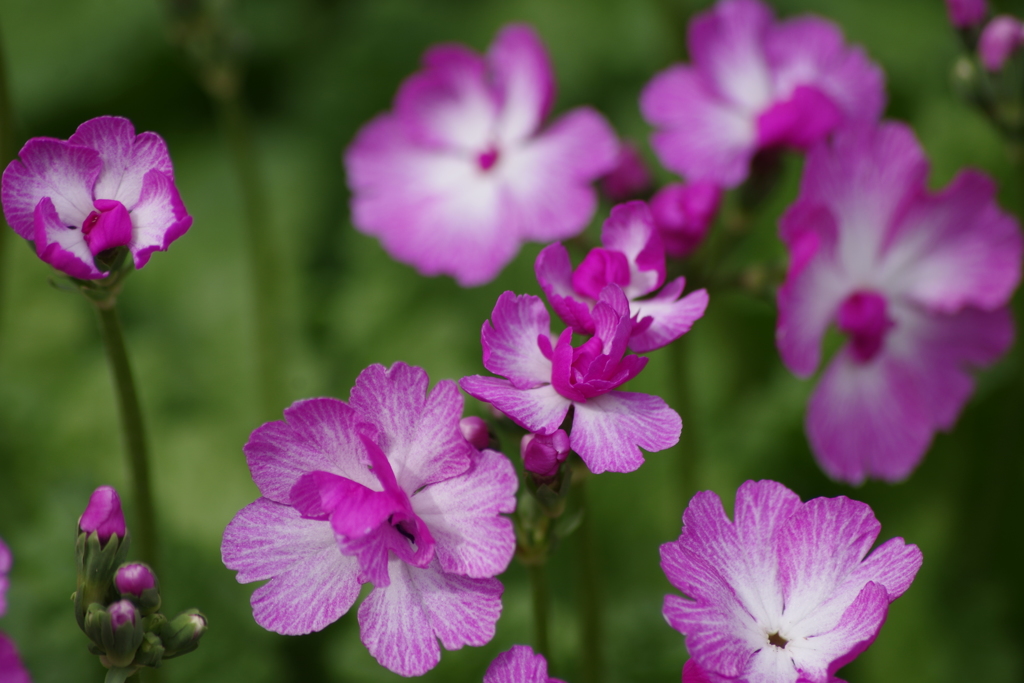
[
  {"left": 160, "top": 609, "right": 208, "bottom": 658},
  {"left": 75, "top": 530, "right": 131, "bottom": 630},
  {"left": 133, "top": 632, "right": 165, "bottom": 669}
]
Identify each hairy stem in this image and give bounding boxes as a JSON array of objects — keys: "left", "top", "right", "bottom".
[
  {"left": 577, "top": 478, "right": 603, "bottom": 683},
  {"left": 528, "top": 562, "right": 551, "bottom": 660}
]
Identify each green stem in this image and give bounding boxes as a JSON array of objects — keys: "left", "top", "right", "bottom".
[
  {"left": 528, "top": 562, "right": 551, "bottom": 660},
  {"left": 104, "top": 667, "right": 137, "bottom": 683},
  {"left": 577, "top": 478, "right": 603, "bottom": 683},
  {"left": 94, "top": 303, "right": 160, "bottom": 574}
]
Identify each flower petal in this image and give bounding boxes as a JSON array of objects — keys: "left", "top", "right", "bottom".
[
  {"left": 0, "top": 631, "right": 32, "bottom": 683},
  {"left": 535, "top": 243, "right": 596, "bottom": 334},
  {"left": 629, "top": 279, "right": 709, "bottom": 352},
  {"left": 490, "top": 24, "right": 554, "bottom": 145},
  {"left": 601, "top": 200, "right": 665, "bottom": 298},
  {"left": 484, "top": 645, "right": 566, "bottom": 683},
  {"left": 128, "top": 169, "right": 192, "bottom": 269},
  {"left": 570, "top": 390, "right": 680, "bottom": 473},
  {"left": 32, "top": 196, "right": 105, "bottom": 279},
  {"left": 459, "top": 377, "right": 570, "bottom": 435},
  {"left": 479, "top": 291, "right": 556, "bottom": 388}
]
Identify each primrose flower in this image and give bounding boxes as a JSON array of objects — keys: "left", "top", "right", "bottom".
[
  {"left": 536, "top": 201, "right": 709, "bottom": 352},
  {"left": 0, "top": 538, "right": 32, "bottom": 683},
  {"left": 778, "top": 122, "right": 1021, "bottom": 484},
  {"left": 663, "top": 480, "right": 922, "bottom": 683},
  {"left": 484, "top": 645, "right": 566, "bottom": 683},
  {"left": 979, "top": 16, "right": 1024, "bottom": 70},
  {"left": 640, "top": 0, "right": 884, "bottom": 188},
  {"left": 460, "top": 289, "right": 681, "bottom": 474},
  {"left": 345, "top": 24, "right": 618, "bottom": 286},
  {"left": 1, "top": 116, "right": 191, "bottom": 279},
  {"left": 222, "top": 363, "right": 518, "bottom": 677}
]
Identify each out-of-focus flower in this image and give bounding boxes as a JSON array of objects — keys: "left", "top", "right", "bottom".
[
  {"left": 777, "top": 122, "right": 1021, "bottom": 484},
  {"left": 946, "top": 0, "right": 987, "bottom": 29},
  {"left": 641, "top": 0, "right": 883, "bottom": 188},
  {"left": 484, "top": 645, "right": 566, "bottom": 683},
  {"left": 222, "top": 363, "right": 518, "bottom": 676},
  {"left": 79, "top": 486, "right": 126, "bottom": 546},
  {"left": 459, "top": 416, "right": 492, "bottom": 450},
  {"left": 460, "top": 290, "right": 681, "bottom": 474},
  {"left": 345, "top": 24, "right": 618, "bottom": 286},
  {"left": 521, "top": 429, "right": 570, "bottom": 479},
  {"left": 664, "top": 480, "right": 922, "bottom": 683},
  {"left": 536, "top": 201, "right": 708, "bottom": 352},
  {"left": 649, "top": 181, "right": 722, "bottom": 259},
  {"left": 979, "top": 15, "right": 1024, "bottom": 70},
  {"left": 600, "top": 143, "right": 654, "bottom": 202},
  {"left": 0, "top": 538, "right": 31, "bottom": 683},
  {"left": 1, "top": 116, "right": 192, "bottom": 279}
]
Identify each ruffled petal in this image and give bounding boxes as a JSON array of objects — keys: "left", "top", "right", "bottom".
[
  {"left": 535, "top": 243, "right": 596, "bottom": 334},
  {"left": 484, "top": 645, "right": 566, "bottom": 683},
  {"left": 128, "top": 169, "right": 192, "bottom": 269},
  {"left": 2, "top": 137, "right": 100, "bottom": 239},
  {"left": 68, "top": 116, "right": 174, "bottom": 209},
  {"left": 349, "top": 363, "right": 474, "bottom": 493},
  {"left": 601, "top": 200, "right": 665, "bottom": 298},
  {"left": 570, "top": 390, "right": 680, "bottom": 473},
  {"left": 629, "top": 279, "right": 709, "bottom": 352},
  {"left": 688, "top": 0, "right": 774, "bottom": 112},
  {"left": 459, "top": 377, "right": 570, "bottom": 435},
  {"left": 490, "top": 24, "right": 554, "bottom": 145},
  {"left": 221, "top": 498, "right": 360, "bottom": 635},
  {"left": 412, "top": 449, "right": 517, "bottom": 578},
  {"left": 245, "top": 397, "right": 375, "bottom": 505},
  {"left": 358, "top": 558, "right": 503, "bottom": 676},
  {"left": 479, "top": 291, "right": 556, "bottom": 388}
]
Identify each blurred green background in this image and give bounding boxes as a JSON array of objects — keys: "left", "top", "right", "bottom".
[{"left": 0, "top": 0, "right": 1022, "bottom": 681}]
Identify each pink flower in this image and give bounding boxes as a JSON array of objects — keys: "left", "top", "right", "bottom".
[
  {"left": 946, "top": 0, "right": 987, "bottom": 29},
  {"left": 536, "top": 201, "right": 709, "bottom": 352},
  {"left": 521, "top": 429, "right": 570, "bottom": 479},
  {"left": 78, "top": 486, "right": 127, "bottom": 546},
  {"left": 663, "top": 480, "right": 922, "bottom": 683},
  {"left": 649, "top": 181, "right": 722, "bottom": 259},
  {"left": 484, "top": 645, "right": 566, "bottom": 683},
  {"left": 345, "top": 24, "right": 619, "bottom": 286},
  {"left": 600, "top": 143, "right": 654, "bottom": 202},
  {"left": 0, "top": 538, "right": 32, "bottom": 683},
  {"left": 460, "top": 288, "right": 681, "bottom": 474},
  {"left": 979, "top": 15, "right": 1024, "bottom": 70},
  {"left": 221, "top": 363, "right": 518, "bottom": 677},
  {"left": 640, "top": 0, "right": 884, "bottom": 188},
  {"left": 777, "top": 122, "right": 1021, "bottom": 484},
  {"left": 1, "top": 116, "right": 192, "bottom": 279}
]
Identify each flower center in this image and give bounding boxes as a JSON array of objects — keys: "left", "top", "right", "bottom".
[
  {"left": 477, "top": 146, "right": 500, "bottom": 171},
  {"left": 767, "top": 631, "right": 789, "bottom": 648},
  {"left": 80, "top": 199, "right": 133, "bottom": 256},
  {"left": 836, "top": 290, "right": 894, "bottom": 363},
  {"left": 571, "top": 248, "right": 631, "bottom": 300}
]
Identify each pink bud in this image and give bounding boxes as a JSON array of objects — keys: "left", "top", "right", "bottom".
[
  {"left": 650, "top": 181, "right": 722, "bottom": 259},
  {"left": 459, "top": 416, "right": 491, "bottom": 450},
  {"left": 108, "top": 599, "right": 138, "bottom": 630},
  {"left": 946, "top": 0, "right": 987, "bottom": 28},
  {"left": 79, "top": 486, "right": 126, "bottom": 545},
  {"left": 600, "top": 143, "right": 653, "bottom": 202},
  {"left": 979, "top": 15, "right": 1024, "bottom": 70},
  {"left": 115, "top": 563, "right": 157, "bottom": 597},
  {"left": 521, "top": 430, "right": 571, "bottom": 479}
]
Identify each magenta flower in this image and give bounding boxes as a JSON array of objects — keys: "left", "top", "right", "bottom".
[
  {"left": 521, "top": 429, "right": 570, "bottom": 479},
  {"left": 221, "top": 363, "right": 518, "bottom": 676},
  {"left": 663, "top": 480, "right": 922, "bottom": 683},
  {"left": 650, "top": 181, "right": 722, "bottom": 259},
  {"left": 345, "top": 24, "right": 619, "bottom": 287},
  {"left": 79, "top": 486, "right": 127, "bottom": 546},
  {"left": 777, "top": 122, "right": 1021, "bottom": 484},
  {"left": 460, "top": 288, "right": 681, "bottom": 474},
  {"left": 115, "top": 564, "right": 158, "bottom": 597},
  {"left": 946, "top": 0, "right": 987, "bottom": 28},
  {"left": 1, "top": 116, "right": 191, "bottom": 279},
  {"left": 0, "top": 538, "right": 32, "bottom": 683},
  {"left": 536, "top": 201, "right": 709, "bottom": 353},
  {"left": 640, "top": 0, "right": 884, "bottom": 188},
  {"left": 484, "top": 645, "right": 566, "bottom": 683},
  {"left": 600, "top": 142, "right": 653, "bottom": 202},
  {"left": 979, "top": 15, "right": 1024, "bottom": 70}
]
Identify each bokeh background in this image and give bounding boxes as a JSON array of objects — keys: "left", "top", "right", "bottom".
[{"left": 0, "top": 0, "right": 1022, "bottom": 681}]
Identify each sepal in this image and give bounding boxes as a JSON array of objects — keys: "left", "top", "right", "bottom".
[{"left": 75, "top": 529, "right": 131, "bottom": 629}]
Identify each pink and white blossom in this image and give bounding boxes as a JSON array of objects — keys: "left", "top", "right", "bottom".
[
  {"left": 345, "top": 24, "right": 618, "bottom": 287},
  {"left": 536, "top": 201, "right": 709, "bottom": 353},
  {"left": 1, "top": 116, "right": 191, "bottom": 279},
  {"left": 777, "top": 122, "right": 1021, "bottom": 484},
  {"left": 640, "top": 0, "right": 884, "bottom": 188},
  {"left": 460, "top": 289, "right": 681, "bottom": 474},
  {"left": 663, "top": 480, "right": 922, "bottom": 683},
  {"left": 221, "top": 363, "right": 518, "bottom": 676},
  {"left": 484, "top": 645, "right": 566, "bottom": 683},
  {"left": 0, "top": 538, "right": 32, "bottom": 683}
]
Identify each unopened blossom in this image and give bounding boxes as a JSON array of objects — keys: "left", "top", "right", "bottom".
[
  {"left": 946, "top": 0, "right": 987, "bottom": 28},
  {"left": 650, "top": 181, "right": 722, "bottom": 259},
  {"left": 777, "top": 122, "right": 1021, "bottom": 483},
  {"left": 641, "top": 0, "right": 884, "bottom": 188},
  {"left": 1, "top": 116, "right": 192, "bottom": 279},
  {"left": 79, "top": 486, "right": 126, "bottom": 546},
  {"left": 0, "top": 538, "right": 32, "bottom": 683},
  {"left": 979, "top": 16, "right": 1024, "bottom": 70},
  {"left": 460, "top": 416, "right": 492, "bottom": 450},
  {"left": 536, "top": 201, "right": 709, "bottom": 352},
  {"left": 663, "top": 480, "right": 922, "bottom": 683},
  {"left": 600, "top": 143, "right": 653, "bottom": 202},
  {"left": 521, "top": 429, "right": 570, "bottom": 479},
  {"left": 484, "top": 645, "right": 566, "bottom": 683},
  {"left": 222, "top": 363, "right": 518, "bottom": 676},
  {"left": 345, "top": 24, "right": 618, "bottom": 286},
  {"left": 115, "top": 564, "right": 157, "bottom": 597},
  {"left": 460, "top": 289, "right": 681, "bottom": 474}
]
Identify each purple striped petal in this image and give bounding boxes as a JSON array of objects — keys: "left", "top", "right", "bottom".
[
  {"left": 570, "top": 390, "right": 681, "bottom": 473},
  {"left": 484, "top": 645, "right": 566, "bottom": 683}
]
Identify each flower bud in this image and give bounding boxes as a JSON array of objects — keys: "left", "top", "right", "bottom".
[
  {"left": 650, "top": 182, "right": 721, "bottom": 259},
  {"left": 979, "top": 16, "right": 1024, "bottom": 70},
  {"left": 160, "top": 609, "right": 207, "bottom": 658},
  {"left": 87, "top": 599, "right": 144, "bottom": 669},
  {"left": 521, "top": 430, "right": 570, "bottom": 479},
  {"left": 108, "top": 599, "right": 137, "bottom": 630},
  {"left": 115, "top": 563, "right": 161, "bottom": 615},
  {"left": 946, "top": 0, "right": 987, "bottom": 29},
  {"left": 79, "top": 486, "right": 126, "bottom": 546},
  {"left": 600, "top": 143, "right": 653, "bottom": 202},
  {"left": 459, "top": 416, "right": 492, "bottom": 450}
]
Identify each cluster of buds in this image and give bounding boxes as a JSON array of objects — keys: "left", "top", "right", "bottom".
[{"left": 74, "top": 487, "right": 207, "bottom": 681}]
